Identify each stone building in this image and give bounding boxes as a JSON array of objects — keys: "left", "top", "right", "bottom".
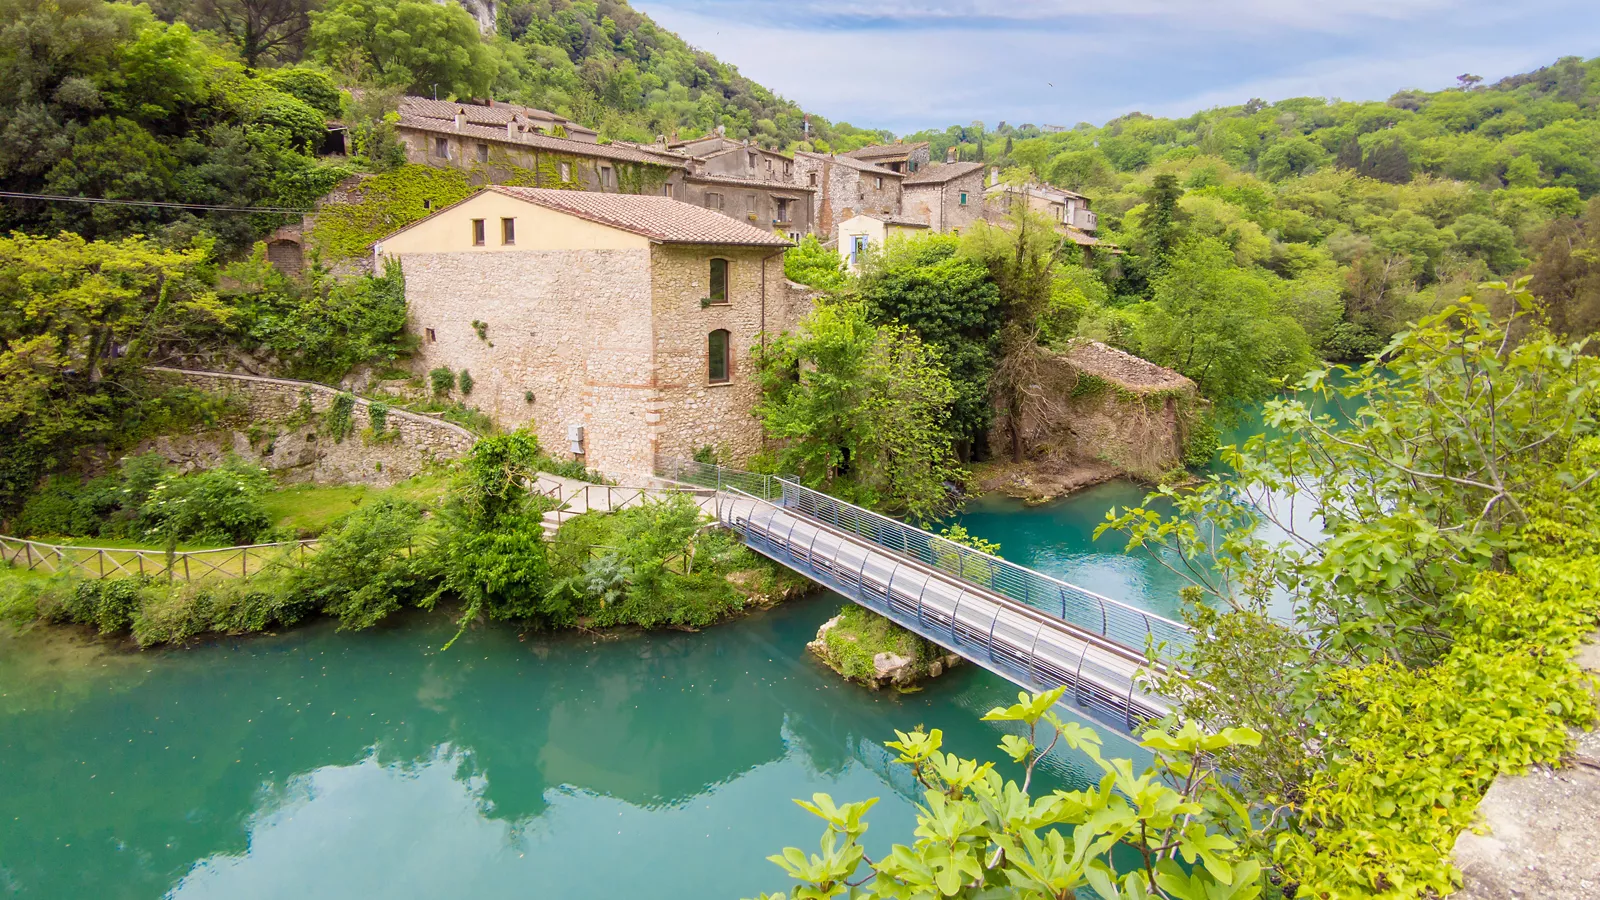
[
  {"left": 371, "top": 186, "right": 801, "bottom": 479},
  {"left": 900, "top": 161, "right": 986, "bottom": 234},
  {"left": 394, "top": 97, "right": 688, "bottom": 196},
  {"left": 844, "top": 142, "right": 930, "bottom": 175},
  {"left": 793, "top": 152, "right": 904, "bottom": 242},
  {"left": 984, "top": 178, "right": 1101, "bottom": 256}
]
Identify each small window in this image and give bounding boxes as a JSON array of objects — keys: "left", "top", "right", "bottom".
[
  {"left": 708, "top": 329, "right": 731, "bottom": 383},
  {"left": 476, "top": 142, "right": 489, "bottom": 162},
  {"left": 808, "top": 172, "right": 818, "bottom": 187},
  {"left": 850, "top": 234, "right": 868, "bottom": 266},
  {"left": 422, "top": 198, "right": 432, "bottom": 209},
  {"left": 433, "top": 137, "right": 449, "bottom": 158},
  {"left": 425, "top": 328, "right": 437, "bottom": 343},
  {"left": 747, "top": 152, "right": 757, "bottom": 168},
  {"left": 788, "top": 231, "right": 801, "bottom": 243},
  {"left": 471, "top": 218, "right": 486, "bottom": 246},
  {"left": 875, "top": 176, "right": 883, "bottom": 189},
  {"left": 745, "top": 194, "right": 756, "bottom": 214},
  {"left": 784, "top": 160, "right": 793, "bottom": 176},
  {"left": 559, "top": 162, "right": 572, "bottom": 181},
  {"left": 775, "top": 198, "right": 790, "bottom": 223},
  {"left": 600, "top": 165, "right": 614, "bottom": 188},
  {"left": 708, "top": 258, "right": 728, "bottom": 304},
  {"left": 663, "top": 183, "right": 673, "bottom": 198},
  {"left": 501, "top": 217, "right": 515, "bottom": 245},
  {"left": 959, "top": 192, "right": 968, "bottom": 206},
  {"left": 704, "top": 192, "right": 723, "bottom": 210}
]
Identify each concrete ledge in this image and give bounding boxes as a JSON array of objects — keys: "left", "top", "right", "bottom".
[{"left": 1451, "top": 636, "right": 1600, "bottom": 898}]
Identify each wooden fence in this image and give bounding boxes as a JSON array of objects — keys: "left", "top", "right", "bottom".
[{"left": 0, "top": 535, "right": 318, "bottom": 582}]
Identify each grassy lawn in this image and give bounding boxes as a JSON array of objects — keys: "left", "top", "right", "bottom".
[{"left": 263, "top": 473, "right": 453, "bottom": 537}]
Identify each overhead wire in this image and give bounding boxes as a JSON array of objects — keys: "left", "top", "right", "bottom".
[{"left": 0, "top": 191, "right": 311, "bottom": 214}]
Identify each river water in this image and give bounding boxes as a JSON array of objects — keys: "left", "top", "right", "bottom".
[{"left": 0, "top": 390, "right": 1333, "bottom": 898}]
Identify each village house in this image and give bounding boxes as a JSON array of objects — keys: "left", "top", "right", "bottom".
[
  {"left": 792, "top": 152, "right": 905, "bottom": 242},
  {"left": 836, "top": 213, "right": 929, "bottom": 270},
  {"left": 654, "top": 132, "right": 815, "bottom": 242},
  {"left": 985, "top": 177, "right": 1102, "bottom": 257},
  {"left": 371, "top": 187, "right": 803, "bottom": 479},
  {"left": 844, "top": 141, "right": 930, "bottom": 175},
  {"left": 900, "top": 161, "right": 986, "bottom": 234},
  {"left": 393, "top": 96, "right": 689, "bottom": 195}
]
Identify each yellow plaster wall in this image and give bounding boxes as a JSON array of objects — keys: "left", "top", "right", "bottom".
[{"left": 374, "top": 191, "right": 650, "bottom": 258}]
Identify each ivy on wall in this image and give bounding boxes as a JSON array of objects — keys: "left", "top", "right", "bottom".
[{"left": 308, "top": 152, "right": 678, "bottom": 260}]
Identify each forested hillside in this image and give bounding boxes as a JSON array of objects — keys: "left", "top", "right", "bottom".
[{"left": 902, "top": 58, "right": 1600, "bottom": 367}]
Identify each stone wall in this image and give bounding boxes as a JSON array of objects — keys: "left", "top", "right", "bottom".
[
  {"left": 145, "top": 368, "right": 476, "bottom": 485},
  {"left": 986, "top": 342, "right": 1198, "bottom": 482},
  {"left": 796, "top": 155, "right": 904, "bottom": 241},
  {"left": 650, "top": 243, "right": 798, "bottom": 468},
  {"left": 398, "top": 248, "right": 656, "bottom": 477}
]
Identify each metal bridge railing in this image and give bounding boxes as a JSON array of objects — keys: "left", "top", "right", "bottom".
[
  {"left": 717, "top": 486, "right": 1165, "bottom": 734},
  {"left": 660, "top": 457, "right": 1191, "bottom": 659}
]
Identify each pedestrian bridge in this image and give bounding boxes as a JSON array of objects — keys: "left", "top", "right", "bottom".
[{"left": 655, "top": 459, "right": 1190, "bottom": 735}]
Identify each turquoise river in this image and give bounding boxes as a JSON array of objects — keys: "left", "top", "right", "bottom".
[{"left": 0, "top": 401, "right": 1310, "bottom": 898}]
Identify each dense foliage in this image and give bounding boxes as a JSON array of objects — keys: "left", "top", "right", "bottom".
[
  {"left": 754, "top": 300, "right": 963, "bottom": 522},
  {"left": 1090, "top": 281, "right": 1600, "bottom": 895}
]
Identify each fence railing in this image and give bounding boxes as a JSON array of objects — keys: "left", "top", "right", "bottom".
[
  {"left": 718, "top": 485, "right": 1166, "bottom": 732},
  {"left": 536, "top": 479, "right": 718, "bottom": 525},
  {"left": 659, "top": 457, "right": 1192, "bottom": 659},
  {"left": 0, "top": 534, "right": 319, "bottom": 582}
]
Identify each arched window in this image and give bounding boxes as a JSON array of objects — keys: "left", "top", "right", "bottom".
[
  {"left": 708, "top": 329, "right": 731, "bottom": 384},
  {"left": 708, "top": 258, "right": 729, "bottom": 304}
]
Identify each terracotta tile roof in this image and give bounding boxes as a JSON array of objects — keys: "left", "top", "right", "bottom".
[
  {"left": 488, "top": 186, "right": 792, "bottom": 246},
  {"left": 796, "top": 152, "right": 903, "bottom": 176},
  {"left": 398, "top": 96, "right": 597, "bottom": 136},
  {"left": 902, "top": 161, "right": 985, "bottom": 186},
  {"left": 397, "top": 115, "right": 686, "bottom": 167},
  {"left": 845, "top": 141, "right": 929, "bottom": 160}
]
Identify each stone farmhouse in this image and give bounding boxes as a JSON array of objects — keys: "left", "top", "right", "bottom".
[
  {"left": 392, "top": 99, "right": 816, "bottom": 241},
  {"left": 371, "top": 187, "right": 805, "bottom": 479},
  {"left": 901, "top": 161, "right": 987, "bottom": 234},
  {"left": 792, "top": 151, "right": 907, "bottom": 240},
  {"left": 843, "top": 141, "right": 930, "bottom": 175},
  {"left": 985, "top": 179, "right": 1102, "bottom": 255}
]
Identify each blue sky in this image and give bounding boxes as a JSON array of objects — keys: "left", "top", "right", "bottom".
[{"left": 629, "top": 0, "right": 1600, "bottom": 135}]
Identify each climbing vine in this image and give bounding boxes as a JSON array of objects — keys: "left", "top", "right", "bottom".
[{"left": 325, "top": 391, "right": 357, "bottom": 443}]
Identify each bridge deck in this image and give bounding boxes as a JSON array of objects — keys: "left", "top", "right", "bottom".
[{"left": 717, "top": 492, "right": 1170, "bottom": 734}]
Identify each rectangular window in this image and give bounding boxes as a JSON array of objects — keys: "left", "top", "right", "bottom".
[
  {"left": 747, "top": 152, "right": 757, "bottom": 169},
  {"left": 663, "top": 183, "right": 673, "bottom": 198},
  {"left": 476, "top": 142, "right": 489, "bottom": 162},
  {"left": 784, "top": 161, "right": 793, "bottom": 176},
  {"left": 875, "top": 176, "right": 884, "bottom": 189},
  {"left": 808, "top": 173, "right": 818, "bottom": 187},
  {"left": 471, "top": 219, "right": 486, "bottom": 246},
  {"left": 559, "top": 162, "right": 572, "bottom": 182},
  {"left": 745, "top": 194, "right": 756, "bottom": 214},
  {"left": 850, "top": 234, "right": 869, "bottom": 266},
  {"left": 708, "top": 329, "right": 730, "bottom": 384},
  {"left": 788, "top": 231, "right": 801, "bottom": 243},
  {"left": 959, "top": 192, "right": 968, "bottom": 206},
  {"left": 600, "top": 166, "right": 614, "bottom": 188},
  {"left": 433, "top": 137, "right": 449, "bottom": 158},
  {"left": 425, "top": 328, "right": 437, "bottom": 343},
  {"left": 501, "top": 217, "right": 515, "bottom": 245},
  {"left": 708, "top": 258, "right": 728, "bottom": 304},
  {"left": 704, "top": 192, "right": 723, "bottom": 210},
  {"left": 775, "top": 198, "right": 790, "bottom": 223}
]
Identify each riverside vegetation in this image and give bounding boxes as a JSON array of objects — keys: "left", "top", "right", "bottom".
[
  {"left": 752, "top": 282, "right": 1600, "bottom": 899},
  {"left": 0, "top": 430, "right": 807, "bottom": 649}
]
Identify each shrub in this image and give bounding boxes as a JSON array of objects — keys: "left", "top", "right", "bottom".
[
  {"left": 430, "top": 367, "right": 456, "bottom": 396},
  {"left": 1318, "top": 321, "right": 1386, "bottom": 361},
  {"left": 325, "top": 392, "right": 357, "bottom": 443},
  {"left": 458, "top": 369, "right": 475, "bottom": 396},
  {"left": 368, "top": 401, "right": 389, "bottom": 435},
  {"left": 1181, "top": 412, "right": 1221, "bottom": 468},
  {"left": 291, "top": 498, "right": 433, "bottom": 630},
  {"left": 59, "top": 577, "right": 154, "bottom": 635},
  {"left": 140, "top": 456, "right": 276, "bottom": 546},
  {"left": 11, "top": 453, "right": 170, "bottom": 538}
]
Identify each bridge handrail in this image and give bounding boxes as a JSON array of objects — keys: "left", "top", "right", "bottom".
[{"left": 661, "top": 457, "right": 1191, "bottom": 657}]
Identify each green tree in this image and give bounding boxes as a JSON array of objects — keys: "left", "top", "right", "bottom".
[
  {"left": 755, "top": 301, "right": 961, "bottom": 522},
  {"left": 311, "top": 0, "right": 494, "bottom": 98},
  {"left": 752, "top": 689, "right": 1267, "bottom": 900},
  {"left": 783, "top": 233, "right": 847, "bottom": 293},
  {"left": 1132, "top": 238, "right": 1314, "bottom": 409},
  {"left": 859, "top": 233, "right": 1000, "bottom": 460}
]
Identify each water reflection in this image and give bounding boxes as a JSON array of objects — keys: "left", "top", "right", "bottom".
[{"left": 0, "top": 596, "right": 1124, "bottom": 899}]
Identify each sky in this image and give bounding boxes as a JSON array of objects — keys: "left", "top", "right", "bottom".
[{"left": 629, "top": 0, "right": 1600, "bottom": 135}]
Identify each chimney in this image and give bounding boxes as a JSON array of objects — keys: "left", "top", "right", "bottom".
[
  {"left": 946, "top": 146, "right": 956, "bottom": 163},
  {"left": 507, "top": 115, "right": 519, "bottom": 140},
  {"left": 454, "top": 108, "right": 465, "bottom": 132},
  {"left": 989, "top": 166, "right": 1000, "bottom": 187}
]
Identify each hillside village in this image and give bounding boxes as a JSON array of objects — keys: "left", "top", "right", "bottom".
[{"left": 253, "top": 93, "right": 1112, "bottom": 478}]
